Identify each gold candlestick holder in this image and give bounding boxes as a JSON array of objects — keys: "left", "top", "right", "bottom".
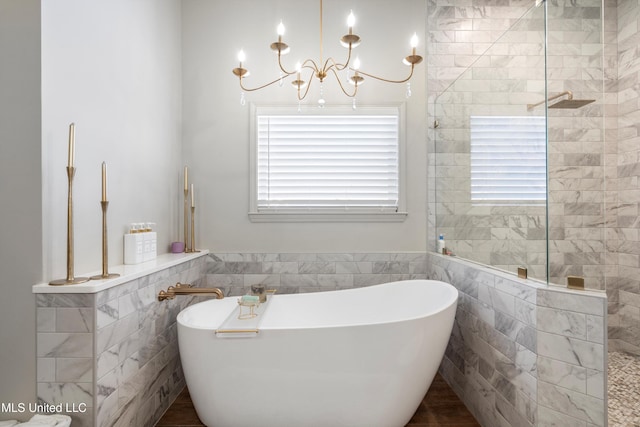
[
  {"left": 50, "top": 167, "right": 90, "bottom": 285},
  {"left": 190, "top": 206, "right": 200, "bottom": 253},
  {"left": 184, "top": 188, "right": 190, "bottom": 252},
  {"left": 90, "top": 201, "right": 120, "bottom": 280}
]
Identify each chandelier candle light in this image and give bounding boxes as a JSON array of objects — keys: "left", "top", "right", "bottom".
[
  {"left": 50, "top": 123, "right": 90, "bottom": 285},
  {"left": 232, "top": 0, "right": 422, "bottom": 106},
  {"left": 90, "top": 161, "right": 119, "bottom": 280}
]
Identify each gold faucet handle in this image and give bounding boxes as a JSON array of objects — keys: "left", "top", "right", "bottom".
[{"left": 158, "top": 290, "right": 174, "bottom": 301}]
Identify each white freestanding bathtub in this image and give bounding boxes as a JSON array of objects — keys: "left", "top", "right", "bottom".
[{"left": 177, "top": 279, "right": 458, "bottom": 427}]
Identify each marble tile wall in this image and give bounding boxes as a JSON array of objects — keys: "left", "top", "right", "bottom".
[
  {"left": 204, "top": 252, "right": 428, "bottom": 295},
  {"left": 36, "top": 293, "right": 95, "bottom": 427},
  {"left": 536, "top": 287, "right": 607, "bottom": 426},
  {"left": 428, "top": 253, "right": 607, "bottom": 427},
  {"left": 608, "top": 0, "right": 640, "bottom": 356},
  {"left": 36, "top": 255, "right": 207, "bottom": 427}
]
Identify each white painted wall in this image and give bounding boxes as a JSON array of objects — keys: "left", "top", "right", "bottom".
[
  {"left": 0, "top": 0, "right": 41, "bottom": 419},
  {"left": 1, "top": 0, "right": 183, "bottom": 419},
  {"left": 41, "top": 0, "right": 183, "bottom": 280},
  {"left": 181, "top": 0, "right": 427, "bottom": 253}
]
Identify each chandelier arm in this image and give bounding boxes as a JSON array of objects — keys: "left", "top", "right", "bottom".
[
  {"left": 330, "top": 44, "right": 353, "bottom": 72},
  {"left": 296, "top": 71, "right": 315, "bottom": 101},
  {"left": 353, "top": 64, "right": 416, "bottom": 84},
  {"left": 239, "top": 75, "right": 290, "bottom": 92},
  {"left": 323, "top": 55, "right": 349, "bottom": 75},
  {"left": 276, "top": 53, "right": 298, "bottom": 76},
  {"left": 328, "top": 68, "right": 357, "bottom": 97},
  {"left": 300, "top": 58, "right": 321, "bottom": 74},
  {"left": 321, "top": 42, "right": 353, "bottom": 74}
]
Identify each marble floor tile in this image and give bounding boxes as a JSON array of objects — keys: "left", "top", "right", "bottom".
[{"left": 609, "top": 351, "right": 640, "bottom": 427}]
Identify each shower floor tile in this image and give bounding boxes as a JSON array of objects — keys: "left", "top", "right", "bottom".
[
  {"left": 609, "top": 351, "right": 640, "bottom": 427},
  {"left": 155, "top": 373, "right": 481, "bottom": 426}
]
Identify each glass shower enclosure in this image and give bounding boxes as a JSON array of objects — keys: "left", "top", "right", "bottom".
[{"left": 431, "top": 0, "right": 606, "bottom": 291}]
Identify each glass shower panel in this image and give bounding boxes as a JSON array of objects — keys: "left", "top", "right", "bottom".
[
  {"left": 433, "top": 3, "right": 548, "bottom": 281},
  {"left": 545, "top": 0, "right": 606, "bottom": 290}
]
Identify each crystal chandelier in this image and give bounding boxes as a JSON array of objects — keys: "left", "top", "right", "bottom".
[{"left": 232, "top": 0, "right": 423, "bottom": 107}]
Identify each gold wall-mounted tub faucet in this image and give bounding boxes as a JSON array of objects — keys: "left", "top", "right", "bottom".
[{"left": 158, "top": 282, "right": 224, "bottom": 301}]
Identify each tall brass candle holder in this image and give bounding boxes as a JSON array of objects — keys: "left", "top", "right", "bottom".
[
  {"left": 90, "top": 201, "right": 120, "bottom": 280},
  {"left": 50, "top": 166, "right": 90, "bottom": 285},
  {"left": 184, "top": 187, "right": 190, "bottom": 253},
  {"left": 183, "top": 166, "right": 189, "bottom": 252},
  {"left": 190, "top": 206, "right": 200, "bottom": 253}
]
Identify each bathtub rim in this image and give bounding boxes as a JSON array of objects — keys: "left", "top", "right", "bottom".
[{"left": 177, "top": 279, "right": 458, "bottom": 332}]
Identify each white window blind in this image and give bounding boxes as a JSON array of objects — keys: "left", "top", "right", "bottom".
[
  {"left": 256, "top": 112, "right": 400, "bottom": 212},
  {"left": 470, "top": 116, "right": 546, "bottom": 204}
]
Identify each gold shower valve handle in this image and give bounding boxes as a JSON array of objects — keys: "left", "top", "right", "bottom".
[{"left": 175, "top": 282, "right": 194, "bottom": 289}]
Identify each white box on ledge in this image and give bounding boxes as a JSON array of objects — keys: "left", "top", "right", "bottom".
[{"left": 124, "top": 231, "right": 156, "bottom": 264}]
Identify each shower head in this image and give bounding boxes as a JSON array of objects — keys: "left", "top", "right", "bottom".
[
  {"left": 527, "top": 91, "right": 595, "bottom": 110},
  {"left": 548, "top": 98, "right": 595, "bottom": 109}
]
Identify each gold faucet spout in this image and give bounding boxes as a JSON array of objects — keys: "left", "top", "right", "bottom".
[{"left": 158, "top": 282, "right": 224, "bottom": 301}]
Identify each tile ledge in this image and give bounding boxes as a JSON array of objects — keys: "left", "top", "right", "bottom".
[
  {"left": 429, "top": 252, "right": 606, "bottom": 299},
  {"left": 540, "top": 282, "right": 607, "bottom": 299},
  {"left": 32, "top": 250, "right": 209, "bottom": 294}
]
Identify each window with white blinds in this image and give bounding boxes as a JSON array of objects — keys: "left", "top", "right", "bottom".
[
  {"left": 251, "top": 106, "right": 403, "bottom": 219},
  {"left": 470, "top": 116, "right": 546, "bottom": 205}
]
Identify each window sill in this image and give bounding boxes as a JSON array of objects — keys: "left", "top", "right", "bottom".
[{"left": 248, "top": 211, "right": 408, "bottom": 223}]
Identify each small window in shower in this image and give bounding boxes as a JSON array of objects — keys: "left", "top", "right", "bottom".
[{"left": 470, "top": 116, "right": 546, "bottom": 205}]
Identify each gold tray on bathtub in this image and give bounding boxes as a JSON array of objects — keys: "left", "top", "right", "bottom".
[{"left": 215, "top": 294, "right": 273, "bottom": 337}]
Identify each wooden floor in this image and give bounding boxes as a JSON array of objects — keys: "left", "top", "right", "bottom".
[{"left": 156, "top": 374, "right": 481, "bottom": 427}]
